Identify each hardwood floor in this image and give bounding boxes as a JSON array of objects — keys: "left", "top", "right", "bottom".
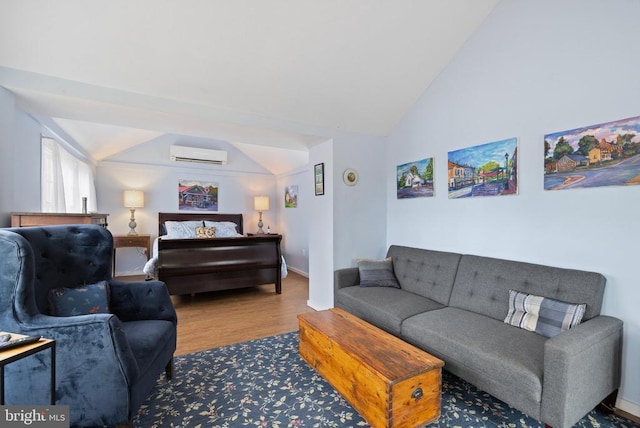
[{"left": 169, "top": 271, "right": 314, "bottom": 355}]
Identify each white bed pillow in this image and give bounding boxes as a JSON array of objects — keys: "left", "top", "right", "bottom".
[
  {"left": 164, "top": 220, "right": 204, "bottom": 238},
  {"left": 204, "top": 221, "right": 242, "bottom": 237}
]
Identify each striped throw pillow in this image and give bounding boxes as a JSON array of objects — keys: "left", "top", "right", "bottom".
[{"left": 504, "top": 289, "right": 586, "bottom": 338}]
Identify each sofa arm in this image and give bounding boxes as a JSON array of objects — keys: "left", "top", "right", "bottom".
[
  {"left": 541, "top": 315, "right": 623, "bottom": 428},
  {"left": 334, "top": 267, "right": 359, "bottom": 293},
  {"left": 109, "top": 279, "right": 177, "bottom": 325}
]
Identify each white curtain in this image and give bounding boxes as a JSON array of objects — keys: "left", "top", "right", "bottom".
[{"left": 41, "top": 137, "right": 97, "bottom": 213}]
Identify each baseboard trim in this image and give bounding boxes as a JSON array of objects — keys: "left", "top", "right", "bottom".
[
  {"left": 617, "top": 398, "right": 640, "bottom": 421},
  {"left": 286, "top": 266, "right": 308, "bottom": 278},
  {"left": 306, "top": 300, "right": 331, "bottom": 311}
]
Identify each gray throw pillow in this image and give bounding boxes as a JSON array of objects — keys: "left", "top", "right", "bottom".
[{"left": 357, "top": 257, "right": 400, "bottom": 288}]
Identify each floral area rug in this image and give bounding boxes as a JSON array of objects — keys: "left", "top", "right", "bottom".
[{"left": 134, "top": 332, "right": 638, "bottom": 427}]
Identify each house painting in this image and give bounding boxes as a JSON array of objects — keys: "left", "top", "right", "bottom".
[
  {"left": 178, "top": 180, "right": 218, "bottom": 211},
  {"left": 544, "top": 115, "right": 640, "bottom": 190},
  {"left": 448, "top": 137, "right": 518, "bottom": 198},
  {"left": 396, "top": 158, "right": 434, "bottom": 199},
  {"left": 285, "top": 185, "right": 298, "bottom": 208}
]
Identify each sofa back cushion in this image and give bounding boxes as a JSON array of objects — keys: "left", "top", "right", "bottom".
[
  {"left": 449, "top": 254, "right": 605, "bottom": 322},
  {"left": 386, "top": 245, "right": 461, "bottom": 305}
]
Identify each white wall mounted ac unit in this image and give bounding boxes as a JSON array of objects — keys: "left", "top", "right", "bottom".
[{"left": 170, "top": 145, "right": 227, "bottom": 165}]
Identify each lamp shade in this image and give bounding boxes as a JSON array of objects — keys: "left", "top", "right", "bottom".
[
  {"left": 123, "top": 190, "right": 145, "bottom": 208},
  {"left": 254, "top": 196, "right": 269, "bottom": 211}
]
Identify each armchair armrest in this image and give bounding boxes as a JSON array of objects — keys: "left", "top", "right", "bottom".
[
  {"left": 109, "top": 279, "right": 177, "bottom": 325},
  {"left": 19, "top": 312, "right": 139, "bottom": 387},
  {"left": 334, "top": 267, "right": 359, "bottom": 293},
  {"left": 541, "top": 315, "right": 623, "bottom": 427}
]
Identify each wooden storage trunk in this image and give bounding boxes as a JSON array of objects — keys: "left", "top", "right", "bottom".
[{"left": 298, "top": 308, "right": 444, "bottom": 428}]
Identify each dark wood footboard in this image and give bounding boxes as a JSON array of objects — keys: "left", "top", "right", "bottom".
[
  {"left": 158, "top": 235, "right": 282, "bottom": 295},
  {"left": 157, "top": 212, "right": 282, "bottom": 295}
]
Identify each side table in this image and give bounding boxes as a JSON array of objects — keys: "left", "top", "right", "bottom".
[
  {"left": 113, "top": 234, "right": 151, "bottom": 276},
  {"left": 0, "top": 333, "right": 56, "bottom": 404}
]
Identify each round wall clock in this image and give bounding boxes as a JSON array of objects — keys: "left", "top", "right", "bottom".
[{"left": 343, "top": 168, "right": 358, "bottom": 186}]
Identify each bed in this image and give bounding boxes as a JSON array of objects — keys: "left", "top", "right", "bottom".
[{"left": 146, "top": 212, "right": 283, "bottom": 295}]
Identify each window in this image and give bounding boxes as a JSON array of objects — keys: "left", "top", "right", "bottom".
[{"left": 41, "top": 137, "right": 97, "bottom": 213}]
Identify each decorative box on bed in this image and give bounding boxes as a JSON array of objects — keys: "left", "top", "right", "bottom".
[{"left": 157, "top": 213, "right": 282, "bottom": 295}]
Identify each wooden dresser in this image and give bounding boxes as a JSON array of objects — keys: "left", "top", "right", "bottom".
[{"left": 11, "top": 212, "right": 109, "bottom": 228}]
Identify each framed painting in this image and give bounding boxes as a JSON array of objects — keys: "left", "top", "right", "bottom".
[
  {"left": 285, "top": 185, "right": 298, "bottom": 208},
  {"left": 396, "top": 157, "right": 434, "bottom": 199},
  {"left": 544, "top": 115, "right": 640, "bottom": 190},
  {"left": 178, "top": 180, "right": 218, "bottom": 211},
  {"left": 314, "top": 163, "right": 324, "bottom": 196},
  {"left": 448, "top": 137, "right": 518, "bottom": 199}
]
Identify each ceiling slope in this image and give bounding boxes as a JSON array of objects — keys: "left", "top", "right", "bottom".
[{"left": 0, "top": 0, "right": 498, "bottom": 173}]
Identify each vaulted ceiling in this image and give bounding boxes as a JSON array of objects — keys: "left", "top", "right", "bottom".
[{"left": 0, "top": 0, "right": 499, "bottom": 174}]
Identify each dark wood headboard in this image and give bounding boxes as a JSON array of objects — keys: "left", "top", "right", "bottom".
[{"left": 158, "top": 212, "right": 244, "bottom": 235}]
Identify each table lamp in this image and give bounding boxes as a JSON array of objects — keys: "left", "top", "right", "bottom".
[
  {"left": 123, "top": 190, "right": 144, "bottom": 235},
  {"left": 254, "top": 196, "right": 269, "bottom": 234}
]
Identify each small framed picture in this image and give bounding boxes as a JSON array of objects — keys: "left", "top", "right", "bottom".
[{"left": 314, "top": 163, "right": 325, "bottom": 196}]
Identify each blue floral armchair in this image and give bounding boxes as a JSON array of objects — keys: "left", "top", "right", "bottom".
[{"left": 0, "top": 225, "right": 177, "bottom": 427}]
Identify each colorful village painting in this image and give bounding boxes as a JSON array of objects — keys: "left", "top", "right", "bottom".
[
  {"left": 285, "top": 185, "right": 298, "bottom": 208},
  {"left": 544, "top": 115, "right": 640, "bottom": 191},
  {"left": 448, "top": 137, "right": 518, "bottom": 199},
  {"left": 396, "top": 158, "right": 434, "bottom": 199},
  {"left": 178, "top": 180, "right": 218, "bottom": 211}
]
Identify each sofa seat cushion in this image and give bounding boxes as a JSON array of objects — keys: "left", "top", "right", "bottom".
[
  {"left": 122, "top": 320, "right": 176, "bottom": 374},
  {"left": 335, "top": 287, "right": 445, "bottom": 335},
  {"left": 401, "top": 307, "right": 546, "bottom": 416}
]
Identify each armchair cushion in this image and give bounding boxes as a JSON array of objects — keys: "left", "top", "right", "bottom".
[{"left": 48, "top": 280, "right": 110, "bottom": 316}]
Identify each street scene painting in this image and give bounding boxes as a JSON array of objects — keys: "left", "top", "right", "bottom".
[
  {"left": 448, "top": 137, "right": 518, "bottom": 199},
  {"left": 544, "top": 115, "right": 640, "bottom": 191},
  {"left": 396, "top": 157, "right": 434, "bottom": 199},
  {"left": 178, "top": 180, "right": 218, "bottom": 211},
  {"left": 285, "top": 185, "right": 298, "bottom": 208}
]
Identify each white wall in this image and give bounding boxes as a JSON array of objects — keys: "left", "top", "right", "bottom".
[
  {"left": 97, "top": 134, "right": 279, "bottom": 275},
  {"left": 0, "top": 88, "right": 15, "bottom": 226},
  {"left": 276, "top": 166, "right": 310, "bottom": 276},
  {"left": 386, "top": 0, "right": 640, "bottom": 415},
  {"left": 307, "top": 140, "right": 334, "bottom": 309},
  {"left": 0, "top": 88, "right": 44, "bottom": 226},
  {"left": 306, "top": 132, "right": 387, "bottom": 309},
  {"left": 13, "top": 111, "right": 42, "bottom": 212},
  {"left": 333, "top": 133, "right": 387, "bottom": 269}
]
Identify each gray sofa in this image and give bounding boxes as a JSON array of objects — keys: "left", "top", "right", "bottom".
[{"left": 334, "top": 245, "right": 623, "bottom": 428}]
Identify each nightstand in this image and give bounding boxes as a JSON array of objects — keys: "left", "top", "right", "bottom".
[{"left": 112, "top": 234, "right": 151, "bottom": 275}]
